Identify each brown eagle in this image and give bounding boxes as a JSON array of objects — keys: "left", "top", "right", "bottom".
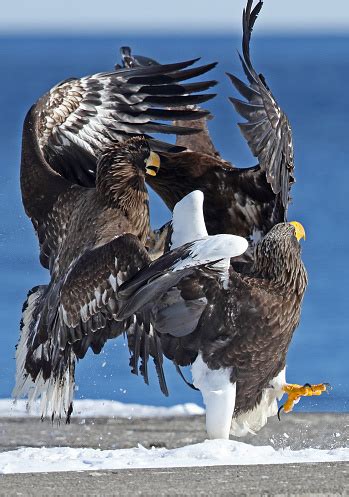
[
  {"left": 14, "top": 53, "right": 217, "bottom": 420},
  {"left": 144, "top": 0, "right": 295, "bottom": 259},
  {"left": 117, "top": 191, "right": 328, "bottom": 439}
]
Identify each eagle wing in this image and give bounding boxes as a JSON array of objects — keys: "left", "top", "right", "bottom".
[
  {"left": 40, "top": 59, "right": 217, "bottom": 184},
  {"left": 21, "top": 55, "right": 217, "bottom": 233},
  {"left": 22, "top": 234, "right": 172, "bottom": 393},
  {"left": 147, "top": 0, "right": 294, "bottom": 249},
  {"left": 15, "top": 234, "right": 173, "bottom": 417},
  {"left": 117, "top": 46, "right": 220, "bottom": 158},
  {"left": 228, "top": 0, "right": 294, "bottom": 211},
  {"left": 56, "top": 234, "right": 151, "bottom": 355}
]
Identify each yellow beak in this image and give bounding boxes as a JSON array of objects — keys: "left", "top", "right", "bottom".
[
  {"left": 289, "top": 221, "right": 306, "bottom": 241},
  {"left": 145, "top": 152, "right": 161, "bottom": 177}
]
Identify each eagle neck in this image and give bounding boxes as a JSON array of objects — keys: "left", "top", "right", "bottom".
[
  {"left": 252, "top": 241, "right": 307, "bottom": 297},
  {"left": 96, "top": 154, "right": 149, "bottom": 237}
]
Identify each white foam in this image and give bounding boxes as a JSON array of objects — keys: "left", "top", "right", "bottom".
[{"left": 1, "top": 440, "right": 349, "bottom": 474}]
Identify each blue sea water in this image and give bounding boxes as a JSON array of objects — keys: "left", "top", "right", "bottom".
[{"left": 0, "top": 35, "right": 348, "bottom": 412}]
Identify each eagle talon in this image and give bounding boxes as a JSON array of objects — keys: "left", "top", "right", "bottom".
[
  {"left": 277, "top": 404, "right": 284, "bottom": 421},
  {"left": 303, "top": 383, "right": 313, "bottom": 389},
  {"left": 280, "top": 382, "right": 329, "bottom": 415}
]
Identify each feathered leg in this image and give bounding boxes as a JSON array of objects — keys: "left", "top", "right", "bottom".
[{"left": 192, "top": 353, "right": 236, "bottom": 439}]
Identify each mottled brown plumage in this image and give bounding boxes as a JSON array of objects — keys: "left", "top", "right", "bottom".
[
  {"left": 14, "top": 135, "right": 161, "bottom": 419},
  {"left": 15, "top": 48, "right": 217, "bottom": 418}
]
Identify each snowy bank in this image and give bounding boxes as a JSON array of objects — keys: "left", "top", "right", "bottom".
[
  {"left": 0, "top": 398, "right": 204, "bottom": 418},
  {"left": 1, "top": 440, "right": 349, "bottom": 474}
]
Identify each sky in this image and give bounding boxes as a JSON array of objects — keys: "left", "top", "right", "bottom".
[{"left": 2, "top": 0, "right": 349, "bottom": 34}]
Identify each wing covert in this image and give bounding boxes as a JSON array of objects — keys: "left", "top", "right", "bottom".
[{"left": 59, "top": 234, "right": 151, "bottom": 336}]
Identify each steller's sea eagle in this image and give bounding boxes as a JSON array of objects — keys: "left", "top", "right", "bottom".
[
  {"left": 117, "top": 191, "right": 328, "bottom": 439},
  {"left": 14, "top": 53, "right": 218, "bottom": 420},
  {"left": 143, "top": 0, "right": 294, "bottom": 260}
]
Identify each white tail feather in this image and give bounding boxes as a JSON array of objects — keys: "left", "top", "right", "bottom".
[
  {"left": 171, "top": 191, "right": 248, "bottom": 283},
  {"left": 12, "top": 286, "right": 75, "bottom": 420},
  {"left": 13, "top": 287, "right": 44, "bottom": 399}
]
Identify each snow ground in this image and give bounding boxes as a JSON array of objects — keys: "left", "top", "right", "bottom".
[
  {"left": 1, "top": 399, "right": 349, "bottom": 474},
  {"left": 1, "top": 440, "right": 349, "bottom": 474},
  {"left": 0, "top": 398, "right": 204, "bottom": 418}
]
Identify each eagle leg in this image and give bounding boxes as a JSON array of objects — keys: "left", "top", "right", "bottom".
[
  {"left": 191, "top": 353, "right": 236, "bottom": 439},
  {"left": 278, "top": 383, "right": 329, "bottom": 417}
]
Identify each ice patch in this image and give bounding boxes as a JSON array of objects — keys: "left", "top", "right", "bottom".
[{"left": 1, "top": 440, "right": 349, "bottom": 474}]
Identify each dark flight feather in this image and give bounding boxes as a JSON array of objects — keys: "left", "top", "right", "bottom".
[
  {"left": 145, "top": 0, "right": 294, "bottom": 259},
  {"left": 227, "top": 0, "right": 294, "bottom": 210}
]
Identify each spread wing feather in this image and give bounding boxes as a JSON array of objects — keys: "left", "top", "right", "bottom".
[
  {"left": 21, "top": 234, "right": 171, "bottom": 397},
  {"left": 57, "top": 234, "right": 169, "bottom": 394},
  {"left": 228, "top": 0, "right": 294, "bottom": 211},
  {"left": 21, "top": 53, "right": 217, "bottom": 237},
  {"left": 57, "top": 234, "right": 151, "bottom": 350},
  {"left": 35, "top": 58, "right": 217, "bottom": 188}
]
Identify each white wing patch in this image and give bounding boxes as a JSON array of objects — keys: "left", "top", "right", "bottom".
[
  {"left": 171, "top": 191, "right": 248, "bottom": 285},
  {"left": 108, "top": 274, "right": 117, "bottom": 292},
  {"left": 172, "top": 234, "right": 248, "bottom": 273},
  {"left": 171, "top": 190, "right": 208, "bottom": 249}
]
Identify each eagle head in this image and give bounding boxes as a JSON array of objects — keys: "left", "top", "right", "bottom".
[
  {"left": 253, "top": 222, "right": 308, "bottom": 294},
  {"left": 121, "top": 137, "right": 160, "bottom": 177}
]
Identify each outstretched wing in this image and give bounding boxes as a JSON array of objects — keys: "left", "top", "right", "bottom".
[
  {"left": 35, "top": 57, "right": 217, "bottom": 187},
  {"left": 146, "top": 1, "right": 293, "bottom": 246},
  {"left": 21, "top": 52, "right": 217, "bottom": 241},
  {"left": 228, "top": 0, "right": 294, "bottom": 211},
  {"left": 117, "top": 46, "right": 220, "bottom": 158},
  {"left": 14, "top": 234, "right": 170, "bottom": 419}
]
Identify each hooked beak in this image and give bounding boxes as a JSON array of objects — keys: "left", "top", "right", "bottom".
[
  {"left": 145, "top": 151, "right": 160, "bottom": 177},
  {"left": 289, "top": 221, "right": 306, "bottom": 241}
]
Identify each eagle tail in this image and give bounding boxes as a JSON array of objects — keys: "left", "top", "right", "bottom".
[
  {"left": 151, "top": 331, "right": 169, "bottom": 397},
  {"left": 127, "top": 315, "right": 169, "bottom": 397},
  {"left": 13, "top": 285, "right": 75, "bottom": 422}
]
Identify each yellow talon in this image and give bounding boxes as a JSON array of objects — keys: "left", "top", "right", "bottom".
[{"left": 281, "top": 383, "right": 328, "bottom": 414}]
